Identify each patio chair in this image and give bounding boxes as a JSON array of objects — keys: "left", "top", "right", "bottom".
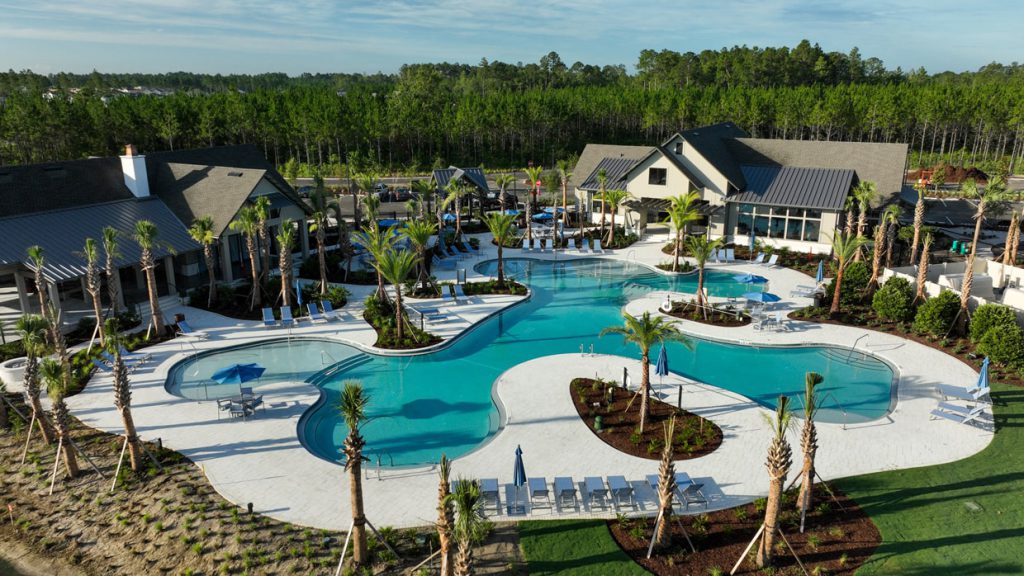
[
  {"left": 581, "top": 239, "right": 591, "bottom": 253},
  {"left": 175, "top": 320, "right": 209, "bottom": 340},
  {"left": 774, "top": 311, "right": 790, "bottom": 331},
  {"left": 567, "top": 238, "right": 577, "bottom": 252},
  {"left": 544, "top": 238, "right": 553, "bottom": 253},
  {"left": 593, "top": 239, "right": 604, "bottom": 254},
  {"left": 763, "top": 254, "right": 779, "bottom": 267},
  {"left": 91, "top": 359, "right": 113, "bottom": 373},
  {"left": 441, "top": 285, "right": 457, "bottom": 305},
  {"left": 433, "top": 255, "right": 457, "bottom": 270},
  {"left": 554, "top": 476, "right": 578, "bottom": 511},
  {"left": 679, "top": 481, "right": 708, "bottom": 509},
  {"left": 522, "top": 238, "right": 531, "bottom": 252},
  {"left": 725, "top": 248, "right": 736, "bottom": 262},
  {"left": 583, "top": 476, "right": 609, "bottom": 509},
  {"left": 930, "top": 405, "right": 987, "bottom": 427},
  {"left": 480, "top": 478, "right": 501, "bottom": 514},
  {"left": 606, "top": 475, "right": 635, "bottom": 509},
  {"left": 307, "top": 303, "right": 328, "bottom": 323},
  {"left": 751, "top": 252, "right": 765, "bottom": 264},
  {"left": 320, "top": 300, "right": 346, "bottom": 321},
  {"left": 227, "top": 401, "right": 249, "bottom": 420},
  {"left": 452, "top": 284, "right": 469, "bottom": 303},
  {"left": 280, "top": 307, "right": 296, "bottom": 328},
  {"left": 949, "top": 240, "right": 960, "bottom": 253},
  {"left": 937, "top": 384, "right": 992, "bottom": 404},
  {"left": 101, "top": 350, "right": 145, "bottom": 368},
  {"left": 528, "top": 477, "right": 552, "bottom": 510},
  {"left": 262, "top": 307, "right": 278, "bottom": 328}
]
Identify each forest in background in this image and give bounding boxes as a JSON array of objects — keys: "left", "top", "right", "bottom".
[{"left": 1, "top": 40, "right": 1023, "bottom": 176}]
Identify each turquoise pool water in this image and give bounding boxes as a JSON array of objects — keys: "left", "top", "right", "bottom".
[{"left": 168, "top": 258, "right": 894, "bottom": 467}]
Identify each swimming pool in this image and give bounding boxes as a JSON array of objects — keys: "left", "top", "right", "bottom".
[{"left": 168, "top": 258, "right": 894, "bottom": 467}]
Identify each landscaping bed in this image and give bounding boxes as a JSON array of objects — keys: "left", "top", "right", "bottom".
[
  {"left": 188, "top": 282, "right": 350, "bottom": 322},
  {"left": 363, "top": 295, "right": 442, "bottom": 350},
  {"left": 459, "top": 280, "right": 528, "bottom": 296},
  {"left": 608, "top": 484, "right": 880, "bottom": 575},
  {"left": 569, "top": 377, "right": 722, "bottom": 460},
  {"left": 663, "top": 302, "right": 751, "bottom": 327}
]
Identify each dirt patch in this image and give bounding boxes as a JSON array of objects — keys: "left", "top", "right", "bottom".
[
  {"left": 570, "top": 378, "right": 722, "bottom": 461},
  {"left": 609, "top": 485, "right": 880, "bottom": 575}
]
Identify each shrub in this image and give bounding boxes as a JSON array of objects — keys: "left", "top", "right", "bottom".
[
  {"left": 872, "top": 277, "right": 915, "bottom": 322},
  {"left": 826, "top": 261, "right": 869, "bottom": 306},
  {"left": 978, "top": 324, "right": 1024, "bottom": 367},
  {"left": 912, "top": 290, "right": 960, "bottom": 337},
  {"left": 969, "top": 303, "right": 1018, "bottom": 343},
  {"left": 302, "top": 282, "right": 349, "bottom": 307}
]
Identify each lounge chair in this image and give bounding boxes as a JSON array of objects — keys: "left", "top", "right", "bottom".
[
  {"left": 91, "top": 359, "right": 113, "bottom": 373},
  {"left": 725, "top": 248, "right": 736, "bottom": 262},
  {"left": 262, "top": 307, "right": 278, "bottom": 328},
  {"left": 553, "top": 476, "right": 578, "bottom": 510},
  {"left": 581, "top": 239, "right": 591, "bottom": 253},
  {"left": 306, "top": 303, "right": 328, "bottom": 323},
  {"left": 452, "top": 284, "right": 469, "bottom": 303},
  {"left": 606, "top": 476, "right": 635, "bottom": 509},
  {"left": 763, "top": 254, "right": 779, "bottom": 267},
  {"left": 433, "top": 255, "right": 457, "bottom": 270},
  {"left": 480, "top": 478, "right": 501, "bottom": 514},
  {"left": 176, "top": 320, "right": 209, "bottom": 340},
  {"left": 117, "top": 346, "right": 152, "bottom": 363},
  {"left": 774, "top": 311, "right": 790, "bottom": 331},
  {"left": 930, "top": 403, "right": 987, "bottom": 427},
  {"left": 320, "top": 300, "right": 346, "bottom": 321},
  {"left": 522, "top": 238, "right": 531, "bottom": 252},
  {"left": 280, "top": 307, "right": 296, "bottom": 328},
  {"left": 751, "top": 252, "right": 765, "bottom": 264},
  {"left": 583, "top": 476, "right": 609, "bottom": 509},
  {"left": 567, "top": 238, "right": 577, "bottom": 251},
  {"left": 100, "top": 351, "right": 144, "bottom": 368},
  {"left": 950, "top": 240, "right": 960, "bottom": 253},
  {"left": 528, "top": 477, "right": 551, "bottom": 510},
  {"left": 937, "top": 384, "right": 991, "bottom": 404}
]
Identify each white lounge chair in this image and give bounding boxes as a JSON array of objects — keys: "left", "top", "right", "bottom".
[
  {"left": 262, "top": 307, "right": 278, "bottom": 328},
  {"left": 280, "top": 307, "right": 296, "bottom": 328},
  {"left": 583, "top": 476, "right": 609, "bottom": 509},
  {"left": 593, "top": 239, "right": 604, "bottom": 254},
  {"left": 175, "top": 320, "right": 209, "bottom": 340},
  {"left": 567, "top": 238, "right": 577, "bottom": 252},
  {"left": 751, "top": 252, "right": 765, "bottom": 264},
  {"left": 441, "top": 285, "right": 457, "bottom": 305},
  {"left": 307, "top": 303, "right": 328, "bottom": 323},
  {"left": 581, "top": 239, "right": 591, "bottom": 253},
  {"left": 725, "top": 248, "right": 736, "bottom": 262},
  {"left": 320, "top": 300, "right": 346, "bottom": 320},
  {"left": 453, "top": 284, "right": 469, "bottom": 303},
  {"left": 774, "top": 311, "right": 789, "bottom": 331},
  {"left": 930, "top": 402, "right": 987, "bottom": 427},
  {"left": 763, "top": 254, "right": 779, "bottom": 267},
  {"left": 544, "top": 238, "right": 552, "bottom": 252},
  {"left": 937, "top": 384, "right": 992, "bottom": 404},
  {"left": 480, "top": 478, "right": 501, "bottom": 514}
]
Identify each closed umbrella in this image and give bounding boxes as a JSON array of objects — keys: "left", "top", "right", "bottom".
[
  {"left": 655, "top": 344, "right": 669, "bottom": 386},
  {"left": 511, "top": 445, "right": 527, "bottom": 515},
  {"left": 816, "top": 260, "right": 825, "bottom": 284},
  {"left": 295, "top": 278, "right": 303, "bottom": 309},
  {"left": 211, "top": 363, "right": 265, "bottom": 386},
  {"left": 977, "top": 357, "right": 990, "bottom": 390},
  {"left": 749, "top": 229, "right": 756, "bottom": 256}
]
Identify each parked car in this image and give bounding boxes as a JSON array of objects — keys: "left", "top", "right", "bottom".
[
  {"left": 391, "top": 187, "right": 413, "bottom": 202},
  {"left": 296, "top": 185, "right": 315, "bottom": 198}
]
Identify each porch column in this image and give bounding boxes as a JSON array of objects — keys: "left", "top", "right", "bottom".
[
  {"left": 300, "top": 221, "right": 310, "bottom": 258},
  {"left": 13, "top": 272, "right": 31, "bottom": 313},
  {"left": 219, "top": 236, "right": 234, "bottom": 283},
  {"left": 164, "top": 256, "right": 177, "bottom": 297}
]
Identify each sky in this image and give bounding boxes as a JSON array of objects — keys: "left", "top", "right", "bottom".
[{"left": 0, "top": 0, "right": 1019, "bottom": 76}]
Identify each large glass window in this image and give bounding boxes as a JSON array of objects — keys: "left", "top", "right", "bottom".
[
  {"left": 735, "top": 204, "right": 824, "bottom": 242},
  {"left": 649, "top": 168, "right": 667, "bottom": 186},
  {"left": 803, "top": 219, "right": 821, "bottom": 242},
  {"left": 786, "top": 218, "right": 803, "bottom": 240}
]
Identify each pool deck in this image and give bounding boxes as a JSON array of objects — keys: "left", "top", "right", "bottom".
[{"left": 66, "top": 233, "right": 993, "bottom": 529}]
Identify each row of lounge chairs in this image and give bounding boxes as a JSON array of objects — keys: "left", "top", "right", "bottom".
[
  {"left": 522, "top": 238, "right": 604, "bottom": 254},
  {"left": 262, "top": 301, "right": 349, "bottom": 328},
  {"left": 931, "top": 380, "right": 992, "bottom": 427},
  {"left": 748, "top": 252, "right": 780, "bottom": 267},
  {"left": 457, "top": 473, "right": 708, "bottom": 516},
  {"left": 90, "top": 347, "right": 153, "bottom": 374}
]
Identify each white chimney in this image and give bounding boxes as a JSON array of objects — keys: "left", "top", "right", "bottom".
[{"left": 120, "top": 144, "right": 150, "bottom": 198}]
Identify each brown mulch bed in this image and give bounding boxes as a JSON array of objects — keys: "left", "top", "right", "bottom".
[
  {"left": 609, "top": 485, "right": 879, "bottom": 575},
  {"left": 663, "top": 303, "right": 751, "bottom": 327},
  {"left": 569, "top": 378, "right": 722, "bottom": 461},
  {"left": 460, "top": 280, "right": 528, "bottom": 296}
]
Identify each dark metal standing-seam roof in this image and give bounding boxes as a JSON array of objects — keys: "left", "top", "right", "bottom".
[
  {"left": 0, "top": 198, "right": 201, "bottom": 282},
  {"left": 728, "top": 165, "right": 855, "bottom": 211},
  {"left": 578, "top": 157, "right": 640, "bottom": 191},
  {"left": 432, "top": 167, "right": 490, "bottom": 193}
]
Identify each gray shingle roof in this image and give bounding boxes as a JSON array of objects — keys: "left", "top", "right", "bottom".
[
  {"left": 432, "top": 167, "right": 489, "bottom": 193},
  {"left": 0, "top": 157, "right": 134, "bottom": 218},
  {"left": 727, "top": 138, "right": 909, "bottom": 207},
  {"left": 0, "top": 198, "right": 200, "bottom": 282},
  {"left": 678, "top": 122, "right": 750, "bottom": 190},
  {"left": 728, "top": 165, "right": 855, "bottom": 211},
  {"left": 578, "top": 157, "right": 639, "bottom": 191},
  {"left": 572, "top": 144, "right": 652, "bottom": 190}
]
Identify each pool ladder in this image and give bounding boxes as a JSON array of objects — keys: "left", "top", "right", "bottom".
[
  {"left": 367, "top": 451, "right": 395, "bottom": 480},
  {"left": 797, "top": 392, "right": 850, "bottom": 431}
]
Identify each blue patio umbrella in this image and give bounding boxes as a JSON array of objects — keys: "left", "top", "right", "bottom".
[
  {"left": 978, "top": 357, "right": 990, "bottom": 390},
  {"left": 749, "top": 229, "right": 756, "bottom": 255},
  {"left": 211, "top": 363, "right": 265, "bottom": 386},
  {"left": 511, "top": 445, "right": 527, "bottom": 514},
  {"left": 734, "top": 273, "right": 768, "bottom": 284},
  {"left": 655, "top": 344, "right": 669, "bottom": 385},
  {"left": 543, "top": 206, "right": 565, "bottom": 214},
  {"left": 443, "top": 213, "right": 457, "bottom": 223},
  {"left": 532, "top": 212, "right": 553, "bottom": 222},
  {"left": 377, "top": 218, "right": 400, "bottom": 228},
  {"left": 743, "top": 291, "right": 781, "bottom": 303},
  {"left": 295, "top": 279, "right": 303, "bottom": 308},
  {"left": 816, "top": 260, "right": 825, "bottom": 284},
  {"left": 502, "top": 209, "right": 521, "bottom": 216}
]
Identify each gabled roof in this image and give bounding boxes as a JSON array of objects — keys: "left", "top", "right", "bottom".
[
  {"left": 578, "top": 157, "right": 639, "bottom": 191},
  {"left": 572, "top": 144, "right": 652, "bottom": 190},
  {"left": 727, "top": 138, "right": 909, "bottom": 206},
  {"left": 622, "top": 145, "right": 708, "bottom": 190},
  {"left": 728, "top": 165, "right": 855, "bottom": 211},
  {"left": 677, "top": 122, "right": 750, "bottom": 190},
  {"left": 0, "top": 157, "right": 134, "bottom": 218},
  {"left": 432, "top": 167, "right": 489, "bottom": 193},
  {"left": 0, "top": 198, "right": 199, "bottom": 282},
  {"left": 147, "top": 144, "right": 297, "bottom": 201},
  {"left": 148, "top": 162, "right": 268, "bottom": 237}
]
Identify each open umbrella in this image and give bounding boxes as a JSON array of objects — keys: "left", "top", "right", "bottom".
[
  {"left": 532, "top": 212, "right": 553, "bottom": 222},
  {"left": 743, "top": 292, "right": 781, "bottom": 303},
  {"left": 377, "top": 218, "right": 400, "bottom": 228},
  {"left": 816, "top": 260, "right": 825, "bottom": 284},
  {"left": 543, "top": 206, "right": 565, "bottom": 214},
  {"left": 511, "top": 445, "right": 527, "bottom": 515},
  {"left": 655, "top": 344, "right": 669, "bottom": 386},
  {"left": 734, "top": 273, "right": 768, "bottom": 284},
  {"left": 502, "top": 209, "right": 521, "bottom": 216},
  {"left": 211, "top": 363, "right": 265, "bottom": 386},
  {"left": 442, "top": 213, "right": 457, "bottom": 223}
]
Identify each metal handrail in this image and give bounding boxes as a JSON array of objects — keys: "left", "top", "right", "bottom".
[
  {"left": 371, "top": 451, "right": 395, "bottom": 480},
  {"left": 818, "top": 391, "right": 850, "bottom": 431},
  {"left": 320, "top": 349, "right": 338, "bottom": 366},
  {"left": 848, "top": 333, "right": 870, "bottom": 362}
]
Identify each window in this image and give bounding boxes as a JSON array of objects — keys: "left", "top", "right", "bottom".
[
  {"left": 648, "top": 168, "right": 667, "bottom": 186},
  {"left": 270, "top": 208, "right": 281, "bottom": 219},
  {"left": 734, "top": 203, "right": 824, "bottom": 243},
  {"left": 674, "top": 142, "right": 683, "bottom": 155}
]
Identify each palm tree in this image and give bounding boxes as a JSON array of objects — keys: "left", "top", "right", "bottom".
[
  {"left": 102, "top": 226, "right": 122, "bottom": 316},
  {"left": 867, "top": 223, "right": 886, "bottom": 292},
  {"left": 402, "top": 219, "right": 438, "bottom": 293},
  {"left": 910, "top": 181, "right": 927, "bottom": 265},
  {"left": 15, "top": 315, "right": 55, "bottom": 444},
  {"left": 883, "top": 204, "right": 901, "bottom": 269},
  {"left": 1003, "top": 211, "right": 1020, "bottom": 266},
  {"left": 829, "top": 232, "right": 870, "bottom": 315},
  {"left": 353, "top": 173, "right": 378, "bottom": 231},
  {"left": 600, "top": 312, "right": 691, "bottom": 432},
  {"left": 796, "top": 372, "right": 824, "bottom": 531},
  {"left": 597, "top": 168, "right": 609, "bottom": 240},
  {"left": 353, "top": 225, "right": 399, "bottom": 302},
  {"left": 253, "top": 195, "right": 272, "bottom": 283},
  {"left": 853, "top": 181, "right": 877, "bottom": 261},
  {"left": 230, "top": 206, "right": 262, "bottom": 311},
  {"left": 133, "top": 220, "right": 167, "bottom": 335},
  {"left": 654, "top": 416, "right": 677, "bottom": 549},
  {"left": 362, "top": 193, "right": 381, "bottom": 223},
  {"left": 82, "top": 238, "right": 105, "bottom": 345},
  {"left": 843, "top": 196, "right": 856, "bottom": 238},
  {"left": 665, "top": 192, "right": 702, "bottom": 271},
  {"left": 523, "top": 166, "right": 544, "bottom": 244},
  {"left": 188, "top": 216, "right": 219, "bottom": 308},
  {"left": 915, "top": 232, "right": 933, "bottom": 304},
  {"left": 308, "top": 178, "right": 341, "bottom": 295},
  {"left": 685, "top": 235, "right": 723, "bottom": 316},
  {"left": 26, "top": 245, "right": 50, "bottom": 315},
  {"left": 443, "top": 180, "right": 470, "bottom": 240},
  {"left": 449, "top": 477, "right": 486, "bottom": 576},
  {"left": 436, "top": 454, "right": 455, "bottom": 576},
  {"left": 412, "top": 179, "right": 434, "bottom": 218},
  {"left": 756, "top": 396, "right": 793, "bottom": 569},
  {"left": 28, "top": 248, "right": 73, "bottom": 387},
  {"left": 957, "top": 177, "right": 1010, "bottom": 331},
  {"left": 557, "top": 160, "right": 573, "bottom": 236},
  {"left": 602, "top": 189, "right": 632, "bottom": 246},
  {"left": 494, "top": 173, "right": 515, "bottom": 213},
  {"left": 482, "top": 213, "right": 516, "bottom": 289},
  {"left": 276, "top": 220, "right": 296, "bottom": 307},
  {"left": 376, "top": 248, "right": 419, "bottom": 341},
  {"left": 40, "top": 359, "right": 79, "bottom": 479},
  {"left": 339, "top": 380, "right": 370, "bottom": 567},
  {"left": 107, "top": 323, "right": 144, "bottom": 471}
]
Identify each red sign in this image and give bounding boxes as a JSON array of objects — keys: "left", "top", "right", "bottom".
[{"left": 535, "top": 180, "right": 542, "bottom": 187}]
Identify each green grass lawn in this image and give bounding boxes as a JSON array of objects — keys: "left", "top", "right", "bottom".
[
  {"left": 518, "top": 519, "right": 649, "bottom": 576},
  {"left": 835, "top": 383, "right": 1024, "bottom": 575}
]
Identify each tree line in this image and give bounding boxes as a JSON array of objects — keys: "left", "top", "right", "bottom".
[{"left": 2, "top": 42, "right": 1023, "bottom": 175}]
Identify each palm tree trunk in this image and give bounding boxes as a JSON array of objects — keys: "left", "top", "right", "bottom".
[
  {"left": 106, "top": 258, "right": 121, "bottom": 317},
  {"left": 143, "top": 252, "right": 164, "bottom": 336},
  {"left": 455, "top": 539, "right": 473, "bottom": 576},
  {"left": 246, "top": 237, "right": 261, "bottom": 310},
  {"left": 639, "top": 352, "right": 650, "bottom": 432},
  {"left": 697, "top": 266, "right": 707, "bottom": 319},
  {"left": 868, "top": 225, "right": 884, "bottom": 292},
  {"left": 673, "top": 230, "right": 681, "bottom": 272},
  {"left": 757, "top": 475, "right": 784, "bottom": 567},
  {"left": 496, "top": 244, "right": 505, "bottom": 289},
  {"left": 608, "top": 210, "right": 616, "bottom": 246},
  {"left": 30, "top": 395, "right": 56, "bottom": 444},
  {"left": 280, "top": 252, "right": 292, "bottom": 308},
  {"left": 204, "top": 245, "right": 217, "bottom": 308},
  {"left": 830, "top": 266, "right": 845, "bottom": 314},
  {"left": 958, "top": 208, "right": 985, "bottom": 330},
  {"left": 348, "top": 460, "right": 368, "bottom": 566},
  {"left": 121, "top": 407, "right": 144, "bottom": 471},
  {"left": 911, "top": 198, "right": 925, "bottom": 265},
  {"left": 317, "top": 226, "right": 328, "bottom": 295},
  {"left": 88, "top": 279, "right": 105, "bottom": 345},
  {"left": 395, "top": 289, "right": 404, "bottom": 341},
  {"left": 915, "top": 240, "right": 931, "bottom": 304}
]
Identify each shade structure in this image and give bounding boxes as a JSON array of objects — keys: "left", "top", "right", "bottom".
[
  {"left": 532, "top": 212, "right": 553, "bottom": 221},
  {"left": 816, "top": 260, "right": 825, "bottom": 284},
  {"left": 978, "top": 357, "right": 990, "bottom": 390},
  {"left": 734, "top": 273, "right": 768, "bottom": 284},
  {"left": 655, "top": 344, "right": 669, "bottom": 377},
  {"left": 743, "top": 291, "right": 781, "bottom": 303},
  {"left": 211, "top": 363, "right": 265, "bottom": 385}
]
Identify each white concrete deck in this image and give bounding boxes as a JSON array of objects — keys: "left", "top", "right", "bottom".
[{"left": 65, "top": 233, "right": 993, "bottom": 529}]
